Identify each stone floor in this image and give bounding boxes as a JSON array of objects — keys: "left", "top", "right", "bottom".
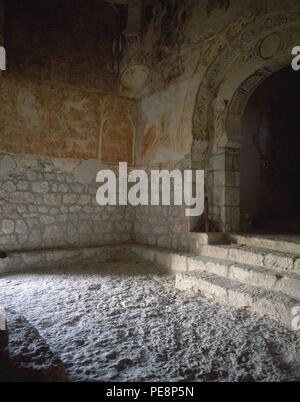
[{"left": 0, "top": 259, "right": 299, "bottom": 382}]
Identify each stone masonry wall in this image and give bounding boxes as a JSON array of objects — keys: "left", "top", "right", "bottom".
[
  {"left": 133, "top": 156, "right": 195, "bottom": 250},
  {"left": 134, "top": 204, "right": 190, "bottom": 251},
  {"left": 0, "top": 154, "right": 134, "bottom": 252}
]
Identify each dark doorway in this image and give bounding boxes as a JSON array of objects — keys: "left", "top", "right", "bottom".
[{"left": 240, "top": 66, "right": 300, "bottom": 233}]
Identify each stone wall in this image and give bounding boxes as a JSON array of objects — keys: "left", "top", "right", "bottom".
[
  {"left": 125, "top": 0, "right": 300, "bottom": 234},
  {"left": 133, "top": 156, "right": 199, "bottom": 249},
  {"left": 0, "top": 154, "right": 134, "bottom": 252},
  {"left": 2, "top": 0, "right": 300, "bottom": 254},
  {"left": 134, "top": 204, "right": 190, "bottom": 250}
]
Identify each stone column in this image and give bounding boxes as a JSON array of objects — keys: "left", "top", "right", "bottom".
[
  {"left": 208, "top": 151, "right": 226, "bottom": 232},
  {"left": 224, "top": 147, "right": 240, "bottom": 232},
  {"left": 208, "top": 146, "right": 240, "bottom": 232}
]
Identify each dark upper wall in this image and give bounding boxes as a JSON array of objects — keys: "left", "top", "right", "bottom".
[
  {"left": 0, "top": 0, "right": 4, "bottom": 45},
  {"left": 4, "top": 0, "right": 127, "bottom": 93}
]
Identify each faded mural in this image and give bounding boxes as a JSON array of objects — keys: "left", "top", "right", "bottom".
[
  {"left": 1, "top": 0, "right": 135, "bottom": 163},
  {"left": 99, "top": 95, "right": 136, "bottom": 165},
  {"left": 121, "top": 0, "right": 300, "bottom": 167},
  {"left": 0, "top": 75, "right": 136, "bottom": 163}
]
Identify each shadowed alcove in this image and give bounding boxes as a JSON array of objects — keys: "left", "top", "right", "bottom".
[{"left": 241, "top": 66, "right": 300, "bottom": 232}]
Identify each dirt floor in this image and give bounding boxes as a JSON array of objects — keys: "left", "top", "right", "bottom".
[{"left": 0, "top": 259, "right": 299, "bottom": 382}]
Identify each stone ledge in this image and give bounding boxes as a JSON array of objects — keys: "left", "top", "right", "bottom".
[
  {"left": 0, "top": 232, "right": 226, "bottom": 275},
  {"left": 0, "top": 243, "right": 130, "bottom": 275}
]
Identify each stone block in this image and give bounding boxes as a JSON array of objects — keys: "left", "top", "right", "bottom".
[
  {"left": 1, "top": 219, "right": 15, "bottom": 234},
  {"left": 3, "top": 181, "right": 16, "bottom": 192},
  {"left": 15, "top": 220, "right": 27, "bottom": 234},
  {"left": 264, "top": 253, "right": 294, "bottom": 271},
  {"left": 44, "top": 225, "right": 63, "bottom": 239},
  {"left": 32, "top": 181, "right": 49, "bottom": 194},
  {"left": 10, "top": 192, "right": 34, "bottom": 204},
  {"left": 63, "top": 194, "right": 78, "bottom": 205},
  {"left": 44, "top": 193, "right": 62, "bottom": 206}
]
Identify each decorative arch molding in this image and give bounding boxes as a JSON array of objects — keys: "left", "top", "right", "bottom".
[
  {"left": 192, "top": 11, "right": 300, "bottom": 164},
  {"left": 191, "top": 11, "right": 300, "bottom": 232}
]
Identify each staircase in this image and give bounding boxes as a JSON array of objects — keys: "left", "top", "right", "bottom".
[{"left": 131, "top": 234, "right": 300, "bottom": 327}]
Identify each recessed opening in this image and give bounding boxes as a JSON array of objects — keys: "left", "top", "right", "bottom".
[{"left": 241, "top": 66, "right": 300, "bottom": 233}]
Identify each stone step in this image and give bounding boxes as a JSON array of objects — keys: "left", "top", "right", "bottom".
[
  {"left": 175, "top": 271, "right": 299, "bottom": 327},
  {"left": 130, "top": 244, "right": 300, "bottom": 325},
  {"left": 227, "top": 233, "right": 300, "bottom": 255},
  {"left": 130, "top": 245, "right": 300, "bottom": 299},
  {"left": 131, "top": 245, "right": 300, "bottom": 299},
  {"left": 200, "top": 244, "right": 300, "bottom": 274},
  {"left": 129, "top": 244, "right": 191, "bottom": 272},
  {"left": 187, "top": 255, "right": 300, "bottom": 299},
  {"left": 0, "top": 244, "right": 128, "bottom": 274}
]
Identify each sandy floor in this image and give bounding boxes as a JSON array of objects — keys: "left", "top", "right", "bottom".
[{"left": 0, "top": 259, "right": 299, "bottom": 382}]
